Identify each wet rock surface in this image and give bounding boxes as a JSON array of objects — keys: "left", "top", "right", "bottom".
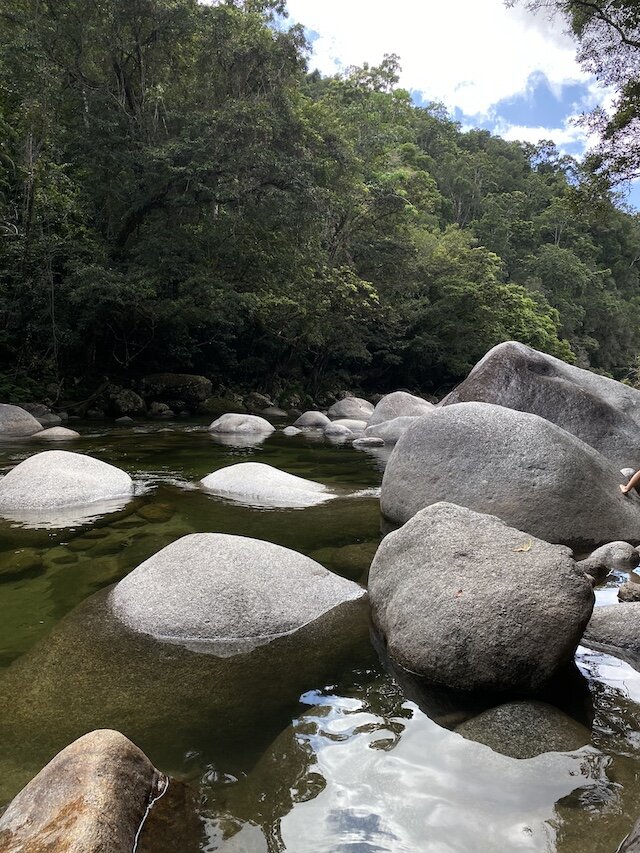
[{"left": 455, "top": 701, "right": 591, "bottom": 759}]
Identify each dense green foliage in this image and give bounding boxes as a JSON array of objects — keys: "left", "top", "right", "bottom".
[
  {"left": 1, "top": 0, "right": 639, "bottom": 399},
  {"left": 512, "top": 1, "right": 640, "bottom": 185}
]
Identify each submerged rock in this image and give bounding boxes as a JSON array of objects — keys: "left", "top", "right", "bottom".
[
  {"left": 367, "top": 391, "right": 434, "bottom": 427},
  {"left": 455, "top": 701, "right": 591, "bottom": 759},
  {"left": 381, "top": 401, "right": 640, "bottom": 550},
  {"left": 33, "top": 426, "right": 80, "bottom": 440},
  {"left": 0, "top": 729, "right": 164, "bottom": 853},
  {"left": 293, "top": 411, "right": 331, "bottom": 429},
  {"left": 282, "top": 426, "right": 302, "bottom": 436},
  {"left": 0, "top": 451, "right": 134, "bottom": 512},
  {"left": 364, "top": 416, "right": 419, "bottom": 444},
  {"left": 0, "top": 580, "right": 370, "bottom": 800},
  {"left": 0, "top": 404, "right": 42, "bottom": 438},
  {"left": 111, "top": 532, "right": 365, "bottom": 651},
  {"left": 369, "top": 502, "right": 594, "bottom": 692},
  {"left": 200, "top": 462, "right": 336, "bottom": 508},
  {"left": 441, "top": 341, "right": 640, "bottom": 467},
  {"left": 327, "top": 397, "right": 373, "bottom": 422},
  {"left": 208, "top": 413, "right": 275, "bottom": 435}
]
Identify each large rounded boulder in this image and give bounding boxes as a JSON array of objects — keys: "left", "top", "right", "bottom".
[
  {"left": 381, "top": 401, "right": 640, "bottom": 550},
  {"left": 327, "top": 397, "right": 374, "bottom": 421},
  {"left": 111, "top": 533, "right": 365, "bottom": 652},
  {"left": 200, "top": 462, "right": 337, "bottom": 508},
  {"left": 0, "top": 404, "right": 42, "bottom": 438},
  {"left": 369, "top": 502, "right": 594, "bottom": 692},
  {"left": 0, "top": 450, "right": 134, "bottom": 511},
  {"left": 0, "top": 730, "right": 163, "bottom": 853},
  {"left": 293, "top": 411, "right": 331, "bottom": 429},
  {"left": 368, "top": 391, "right": 434, "bottom": 427},
  {"left": 441, "top": 341, "right": 640, "bottom": 468},
  {"left": 208, "top": 413, "right": 275, "bottom": 435}
]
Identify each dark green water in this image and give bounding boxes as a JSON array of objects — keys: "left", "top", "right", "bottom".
[{"left": 1, "top": 420, "right": 640, "bottom": 852}]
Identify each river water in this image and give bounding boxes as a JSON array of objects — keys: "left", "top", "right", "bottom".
[{"left": 0, "top": 420, "right": 639, "bottom": 852}]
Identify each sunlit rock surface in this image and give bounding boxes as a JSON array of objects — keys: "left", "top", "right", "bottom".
[
  {"left": 0, "top": 730, "right": 162, "bottom": 853},
  {"left": 200, "top": 462, "right": 336, "bottom": 508},
  {"left": 369, "top": 502, "right": 594, "bottom": 692},
  {"left": 441, "top": 341, "right": 640, "bottom": 468},
  {"left": 381, "top": 402, "right": 640, "bottom": 549}
]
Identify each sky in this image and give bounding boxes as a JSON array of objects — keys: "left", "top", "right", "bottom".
[{"left": 285, "top": 0, "right": 640, "bottom": 209}]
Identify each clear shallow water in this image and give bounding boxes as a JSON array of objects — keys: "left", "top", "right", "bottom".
[{"left": 0, "top": 420, "right": 639, "bottom": 852}]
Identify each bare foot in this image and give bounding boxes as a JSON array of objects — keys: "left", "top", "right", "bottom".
[{"left": 620, "top": 483, "right": 630, "bottom": 494}]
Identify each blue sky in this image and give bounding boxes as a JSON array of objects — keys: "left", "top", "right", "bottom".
[{"left": 286, "top": 0, "right": 640, "bottom": 209}]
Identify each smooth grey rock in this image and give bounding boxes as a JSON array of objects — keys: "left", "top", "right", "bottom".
[
  {"left": 293, "top": 411, "right": 331, "bottom": 429},
  {"left": 578, "top": 541, "right": 640, "bottom": 575},
  {"left": 369, "top": 502, "right": 594, "bottom": 692},
  {"left": 111, "top": 533, "right": 365, "bottom": 651},
  {"left": 260, "top": 406, "right": 287, "bottom": 418},
  {"left": 327, "top": 397, "right": 374, "bottom": 422},
  {"left": 584, "top": 604, "right": 640, "bottom": 666},
  {"left": 0, "top": 730, "right": 163, "bottom": 853},
  {"left": 323, "top": 423, "right": 354, "bottom": 438},
  {"left": 0, "top": 450, "right": 134, "bottom": 511},
  {"left": 141, "top": 373, "right": 212, "bottom": 405},
  {"left": 618, "top": 582, "right": 640, "bottom": 603},
  {"left": 365, "top": 416, "right": 420, "bottom": 444},
  {"left": 115, "top": 416, "right": 134, "bottom": 424},
  {"left": 33, "top": 427, "right": 80, "bottom": 440},
  {"left": 36, "top": 412, "right": 62, "bottom": 427},
  {"left": 455, "top": 701, "right": 591, "bottom": 759},
  {"left": 368, "top": 391, "right": 434, "bottom": 427},
  {"left": 282, "top": 426, "right": 302, "bottom": 436},
  {"left": 381, "top": 401, "right": 640, "bottom": 550},
  {"left": 209, "top": 413, "right": 275, "bottom": 435},
  {"left": 352, "top": 436, "right": 385, "bottom": 448},
  {"left": 200, "top": 462, "right": 336, "bottom": 508},
  {"left": 0, "top": 404, "right": 42, "bottom": 437},
  {"left": 441, "top": 341, "right": 640, "bottom": 467},
  {"left": 328, "top": 418, "right": 367, "bottom": 433}
]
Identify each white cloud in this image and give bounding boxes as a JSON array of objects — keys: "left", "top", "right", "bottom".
[{"left": 286, "top": 0, "right": 600, "bottom": 117}]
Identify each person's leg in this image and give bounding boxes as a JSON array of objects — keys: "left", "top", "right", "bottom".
[{"left": 621, "top": 469, "right": 640, "bottom": 494}]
